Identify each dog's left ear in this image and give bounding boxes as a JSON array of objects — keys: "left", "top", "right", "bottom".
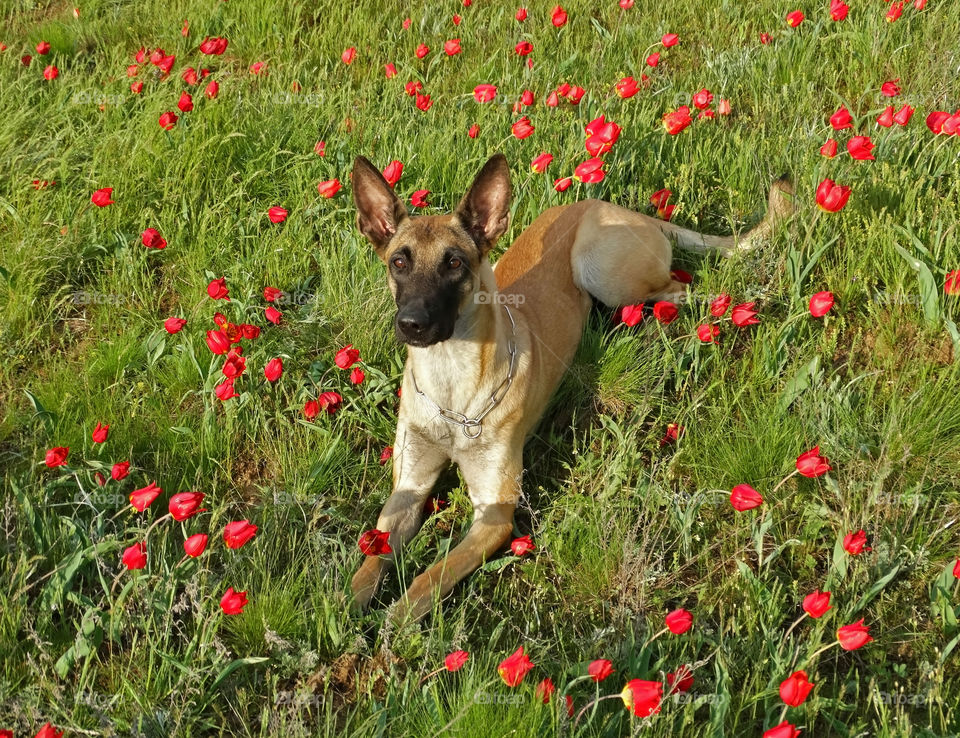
[{"left": 455, "top": 154, "right": 511, "bottom": 255}]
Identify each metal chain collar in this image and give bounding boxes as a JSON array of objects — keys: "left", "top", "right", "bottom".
[{"left": 409, "top": 304, "right": 518, "bottom": 439}]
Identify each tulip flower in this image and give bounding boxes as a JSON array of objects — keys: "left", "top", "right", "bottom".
[
  {"left": 34, "top": 724, "right": 63, "bottom": 738},
  {"left": 952, "top": 559, "right": 960, "bottom": 579},
  {"left": 45, "top": 447, "right": 69, "bottom": 467},
  {"left": 511, "top": 116, "right": 534, "bottom": 139},
  {"left": 91, "top": 422, "right": 109, "bottom": 443},
  {"left": 317, "top": 179, "right": 341, "bottom": 198},
  {"left": 341, "top": 47, "right": 356, "bottom": 65},
  {"left": 358, "top": 529, "right": 392, "bottom": 555},
  {"left": 511, "top": 534, "right": 535, "bottom": 556},
  {"left": 842, "top": 529, "right": 869, "bottom": 554},
  {"left": 697, "top": 324, "right": 719, "bottom": 343},
  {"left": 731, "top": 302, "right": 759, "bottom": 326},
  {"left": 415, "top": 93, "right": 432, "bottom": 111},
  {"left": 662, "top": 33, "right": 679, "bottom": 47},
  {"left": 410, "top": 189, "right": 430, "bottom": 208},
  {"left": 877, "top": 105, "right": 895, "bottom": 127},
  {"left": 520, "top": 89, "right": 534, "bottom": 106},
  {"left": 886, "top": 2, "right": 903, "bottom": 21},
  {"left": 473, "top": 84, "right": 497, "bottom": 103},
  {"left": 796, "top": 446, "right": 831, "bottom": 477},
  {"left": 199, "top": 37, "right": 228, "bottom": 55},
  {"left": 730, "top": 484, "right": 763, "bottom": 511},
  {"left": 318, "top": 391, "right": 342, "bottom": 413},
  {"left": 169, "top": 492, "right": 205, "bottom": 521},
  {"left": 665, "top": 608, "right": 693, "bottom": 634},
  {"left": 207, "top": 278, "right": 229, "bottom": 300},
  {"left": 122, "top": 542, "right": 147, "bottom": 570},
  {"left": 224, "top": 520, "right": 258, "bottom": 549},
  {"left": 516, "top": 8, "right": 527, "bottom": 21},
  {"left": 381, "top": 160, "right": 403, "bottom": 188},
  {"left": 530, "top": 153, "right": 553, "bottom": 173},
  {"left": 785, "top": 10, "right": 804, "bottom": 27},
  {"left": 815, "top": 179, "right": 851, "bottom": 212},
  {"left": 554, "top": 176, "right": 573, "bottom": 192},
  {"left": 646, "top": 52, "right": 660, "bottom": 67},
  {"left": 205, "top": 79, "right": 219, "bottom": 99},
  {"left": 710, "top": 294, "right": 731, "bottom": 317},
  {"left": 945, "top": 270, "right": 960, "bottom": 295},
  {"left": 837, "top": 619, "right": 872, "bottom": 650},
  {"left": 467, "top": 124, "right": 480, "bottom": 138},
  {"left": 183, "top": 534, "right": 208, "bottom": 557},
  {"left": 415, "top": 43, "right": 429, "bottom": 59},
  {"left": 620, "top": 304, "right": 643, "bottom": 327},
  {"left": 499, "top": 646, "right": 534, "bottom": 686},
  {"left": 653, "top": 301, "right": 678, "bottom": 324},
  {"left": 205, "top": 329, "right": 230, "bottom": 355},
  {"left": 847, "top": 136, "right": 875, "bottom": 160},
  {"left": 384, "top": 62, "right": 397, "bottom": 78},
  {"left": 141, "top": 228, "right": 167, "bottom": 249},
  {"left": 764, "top": 721, "right": 801, "bottom": 738},
  {"left": 43, "top": 65, "right": 58, "bottom": 80},
  {"left": 667, "top": 666, "right": 694, "bottom": 693},
  {"left": 268, "top": 207, "right": 288, "bottom": 224},
  {"left": 551, "top": 5, "right": 567, "bottom": 27},
  {"left": 659, "top": 423, "right": 684, "bottom": 446},
  {"left": 692, "top": 88, "right": 713, "bottom": 110},
  {"left": 91, "top": 188, "right": 114, "bottom": 207},
  {"left": 802, "top": 589, "right": 831, "bottom": 618},
  {"left": 588, "top": 659, "right": 614, "bottom": 682},
  {"left": 574, "top": 158, "right": 605, "bottom": 183},
  {"left": 130, "top": 482, "right": 161, "bottom": 512},
  {"left": 616, "top": 76, "right": 639, "bottom": 99},
  {"left": 264, "top": 357, "right": 283, "bottom": 383},
  {"left": 445, "top": 650, "right": 469, "bottom": 671},
  {"left": 718, "top": 99, "right": 731, "bottom": 115},
  {"left": 215, "top": 378, "right": 238, "bottom": 401},
  {"left": 779, "top": 670, "right": 814, "bottom": 706},
  {"left": 663, "top": 106, "right": 692, "bottom": 134},
  {"left": 112, "top": 461, "right": 130, "bottom": 480},
  {"left": 535, "top": 678, "right": 555, "bottom": 703},
  {"left": 809, "top": 291, "right": 834, "bottom": 317},
  {"left": 881, "top": 80, "right": 901, "bottom": 97},
  {"left": 335, "top": 345, "right": 360, "bottom": 369},
  {"left": 220, "top": 587, "right": 248, "bottom": 615},
  {"left": 893, "top": 104, "right": 914, "bottom": 125},
  {"left": 620, "top": 679, "right": 662, "bottom": 717},
  {"left": 820, "top": 139, "right": 838, "bottom": 158},
  {"left": 829, "top": 105, "right": 853, "bottom": 130},
  {"left": 830, "top": 0, "right": 849, "bottom": 21},
  {"left": 36, "top": 40, "right": 51, "bottom": 54},
  {"left": 759, "top": 32, "right": 772, "bottom": 44},
  {"left": 515, "top": 41, "right": 533, "bottom": 56}
]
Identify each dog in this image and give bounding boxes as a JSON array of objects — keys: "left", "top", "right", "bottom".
[{"left": 349, "top": 154, "right": 793, "bottom": 623}]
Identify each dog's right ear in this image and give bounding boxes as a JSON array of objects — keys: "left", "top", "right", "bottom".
[{"left": 352, "top": 156, "right": 408, "bottom": 258}]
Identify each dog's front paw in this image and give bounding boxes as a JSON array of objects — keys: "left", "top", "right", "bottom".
[
  {"left": 350, "top": 557, "right": 385, "bottom": 612},
  {"left": 389, "top": 577, "right": 437, "bottom": 625}
]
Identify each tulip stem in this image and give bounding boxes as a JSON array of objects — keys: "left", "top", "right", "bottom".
[
  {"left": 143, "top": 512, "right": 172, "bottom": 543},
  {"left": 418, "top": 667, "right": 446, "bottom": 685},
  {"left": 804, "top": 640, "right": 839, "bottom": 666},
  {"left": 641, "top": 626, "right": 670, "bottom": 650},
  {"left": 781, "top": 613, "right": 808, "bottom": 645},
  {"left": 572, "top": 693, "right": 622, "bottom": 728},
  {"left": 770, "top": 469, "right": 800, "bottom": 497}
]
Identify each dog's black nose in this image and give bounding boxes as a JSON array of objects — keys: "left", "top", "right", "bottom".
[
  {"left": 398, "top": 315, "right": 424, "bottom": 334},
  {"left": 397, "top": 306, "right": 430, "bottom": 336}
]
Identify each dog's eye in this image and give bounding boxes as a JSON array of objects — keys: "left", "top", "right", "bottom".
[
  {"left": 448, "top": 257, "right": 462, "bottom": 270},
  {"left": 391, "top": 255, "right": 407, "bottom": 270}
]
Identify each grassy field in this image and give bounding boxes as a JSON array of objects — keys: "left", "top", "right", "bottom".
[{"left": 2, "top": 0, "right": 960, "bottom": 735}]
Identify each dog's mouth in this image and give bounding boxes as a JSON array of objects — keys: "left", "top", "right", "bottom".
[{"left": 395, "top": 321, "right": 455, "bottom": 348}]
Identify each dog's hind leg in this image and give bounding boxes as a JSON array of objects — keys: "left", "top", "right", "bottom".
[
  {"left": 390, "top": 451, "right": 519, "bottom": 623},
  {"left": 350, "top": 428, "right": 448, "bottom": 610}
]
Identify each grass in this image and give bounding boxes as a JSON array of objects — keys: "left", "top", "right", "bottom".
[{"left": 2, "top": 0, "right": 960, "bottom": 735}]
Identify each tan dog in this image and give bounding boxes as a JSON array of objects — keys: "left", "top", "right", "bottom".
[{"left": 349, "top": 154, "right": 793, "bottom": 622}]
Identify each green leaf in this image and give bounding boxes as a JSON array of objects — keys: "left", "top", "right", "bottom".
[
  {"left": 207, "top": 656, "right": 269, "bottom": 694},
  {"left": 852, "top": 563, "right": 902, "bottom": 614},
  {"left": 893, "top": 236, "right": 940, "bottom": 328}
]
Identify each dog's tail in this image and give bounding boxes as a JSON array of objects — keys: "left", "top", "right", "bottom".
[{"left": 656, "top": 175, "right": 795, "bottom": 256}]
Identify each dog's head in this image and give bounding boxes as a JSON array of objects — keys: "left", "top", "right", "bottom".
[{"left": 352, "top": 154, "right": 511, "bottom": 347}]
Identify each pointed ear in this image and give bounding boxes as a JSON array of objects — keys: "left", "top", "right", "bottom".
[
  {"left": 352, "top": 156, "right": 408, "bottom": 257},
  {"left": 454, "top": 154, "right": 512, "bottom": 254}
]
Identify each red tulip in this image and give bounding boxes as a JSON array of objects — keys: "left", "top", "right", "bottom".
[
  {"left": 91, "top": 187, "right": 114, "bottom": 207},
  {"left": 158, "top": 111, "right": 178, "bottom": 130},
  {"left": 731, "top": 302, "right": 759, "bottom": 326},
  {"left": 91, "top": 422, "right": 109, "bottom": 443},
  {"left": 709, "top": 293, "right": 731, "bottom": 317},
  {"left": 130, "top": 80, "right": 144, "bottom": 94},
  {"left": 796, "top": 446, "right": 831, "bottom": 477},
  {"left": 303, "top": 400, "right": 320, "bottom": 420},
  {"left": 317, "top": 179, "right": 341, "bottom": 198},
  {"left": 381, "top": 160, "right": 403, "bottom": 188},
  {"left": 952, "top": 559, "right": 960, "bottom": 578},
  {"left": 34, "top": 724, "right": 63, "bottom": 738},
  {"left": 516, "top": 7, "right": 527, "bottom": 21},
  {"left": 515, "top": 40, "right": 533, "bottom": 56},
  {"left": 215, "top": 378, "right": 238, "bottom": 401},
  {"left": 169, "top": 492, "right": 205, "bottom": 521},
  {"left": 511, "top": 116, "right": 534, "bottom": 139},
  {"left": 649, "top": 188, "right": 671, "bottom": 210},
  {"left": 616, "top": 76, "right": 639, "bottom": 99},
  {"left": 43, "top": 64, "right": 58, "bottom": 80},
  {"left": 659, "top": 422, "right": 684, "bottom": 447},
  {"left": 182, "top": 67, "right": 197, "bottom": 85},
  {"left": 620, "top": 679, "right": 662, "bottom": 717},
  {"left": 802, "top": 589, "right": 831, "bottom": 618},
  {"left": 384, "top": 62, "right": 397, "bottom": 79},
  {"left": 341, "top": 47, "right": 356, "bottom": 65},
  {"left": 411, "top": 189, "right": 430, "bottom": 207},
  {"left": 652, "top": 301, "right": 678, "bottom": 325},
  {"left": 177, "top": 91, "right": 193, "bottom": 113},
  {"left": 473, "top": 83, "right": 497, "bottom": 103},
  {"left": 847, "top": 136, "right": 875, "bottom": 160},
  {"left": 45, "top": 446, "right": 69, "bottom": 467},
  {"left": 764, "top": 721, "right": 801, "bottom": 738},
  {"left": 511, "top": 534, "right": 535, "bottom": 556},
  {"left": 122, "top": 542, "right": 147, "bottom": 570},
  {"left": 335, "top": 344, "right": 360, "bottom": 369},
  {"left": 264, "top": 357, "right": 283, "bottom": 382},
  {"left": 820, "top": 139, "right": 838, "bottom": 158},
  {"left": 453, "top": 13, "right": 461, "bottom": 25},
  {"left": 886, "top": 1, "right": 903, "bottom": 22},
  {"left": 730, "top": 484, "right": 763, "bottom": 511},
  {"left": 876, "top": 105, "right": 895, "bottom": 127},
  {"left": 620, "top": 304, "right": 643, "bottom": 327},
  {"left": 129, "top": 481, "right": 161, "bottom": 512},
  {"left": 379, "top": 446, "right": 393, "bottom": 464},
  {"left": 809, "top": 289, "right": 835, "bottom": 318},
  {"left": 498, "top": 646, "right": 534, "bottom": 686},
  {"left": 265, "top": 306, "right": 282, "bottom": 324},
  {"left": 535, "top": 677, "right": 555, "bottom": 703},
  {"left": 843, "top": 529, "right": 869, "bottom": 554},
  {"left": 646, "top": 52, "right": 660, "bottom": 67},
  {"left": 199, "top": 37, "right": 228, "bottom": 55},
  {"left": 718, "top": 99, "right": 731, "bottom": 116},
  {"left": 184, "top": 533, "right": 208, "bottom": 557},
  {"left": 554, "top": 176, "right": 573, "bottom": 192},
  {"left": 785, "top": 10, "right": 804, "bottom": 26},
  {"left": 837, "top": 619, "right": 872, "bottom": 650},
  {"left": 205, "top": 329, "right": 230, "bottom": 355},
  {"left": 588, "top": 659, "right": 614, "bottom": 682},
  {"left": 268, "top": 206, "right": 288, "bottom": 223},
  {"left": 415, "top": 93, "right": 432, "bottom": 111},
  {"left": 815, "top": 179, "right": 851, "bottom": 212},
  {"left": 207, "top": 277, "right": 229, "bottom": 300},
  {"left": 467, "top": 124, "right": 480, "bottom": 138},
  {"left": 779, "top": 670, "right": 814, "bottom": 706},
  {"left": 358, "top": 528, "right": 392, "bottom": 555},
  {"left": 663, "top": 105, "right": 692, "bottom": 134},
  {"left": 21, "top": 54, "right": 32, "bottom": 66},
  {"left": 112, "top": 461, "right": 130, "bottom": 480},
  {"left": 520, "top": 89, "right": 535, "bottom": 107},
  {"left": 318, "top": 391, "right": 342, "bottom": 413},
  {"left": 574, "top": 158, "right": 605, "bottom": 183},
  {"left": 665, "top": 607, "right": 693, "bottom": 634},
  {"left": 263, "top": 286, "right": 282, "bottom": 302},
  {"left": 141, "top": 228, "right": 167, "bottom": 249},
  {"left": 829, "top": 105, "right": 853, "bottom": 130},
  {"left": 220, "top": 587, "right": 248, "bottom": 615},
  {"left": 915, "top": 0, "right": 926, "bottom": 7},
  {"left": 893, "top": 104, "right": 914, "bottom": 126},
  {"left": 759, "top": 32, "right": 772, "bottom": 44},
  {"left": 667, "top": 665, "right": 694, "bottom": 693},
  {"left": 881, "top": 79, "right": 901, "bottom": 97},
  {"left": 444, "top": 39, "right": 461, "bottom": 56},
  {"left": 36, "top": 40, "right": 51, "bottom": 54},
  {"left": 415, "top": 43, "right": 430, "bottom": 59},
  {"left": 692, "top": 88, "right": 713, "bottom": 110},
  {"left": 697, "top": 324, "right": 719, "bottom": 343},
  {"left": 946, "top": 270, "right": 960, "bottom": 295},
  {"left": 205, "top": 79, "right": 219, "bottom": 99},
  {"left": 224, "top": 520, "right": 258, "bottom": 549},
  {"left": 662, "top": 33, "right": 679, "bottom": 47},
  {"left": 830, "top": 0, "right": 849, "bottom": 21},
  {"left": 445, "top": 650, "right": 469, "bottom": 671},
  {"left": 551, "top": 5, "right": 567, "bottom": 27}
]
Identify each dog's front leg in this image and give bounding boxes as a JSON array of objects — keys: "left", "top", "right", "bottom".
[
  {"left": 391, "top": 454, "right": 519, "bottom": 623},
  {"left": 350, "top": 428, "right": 448, "bottom": 610}
]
